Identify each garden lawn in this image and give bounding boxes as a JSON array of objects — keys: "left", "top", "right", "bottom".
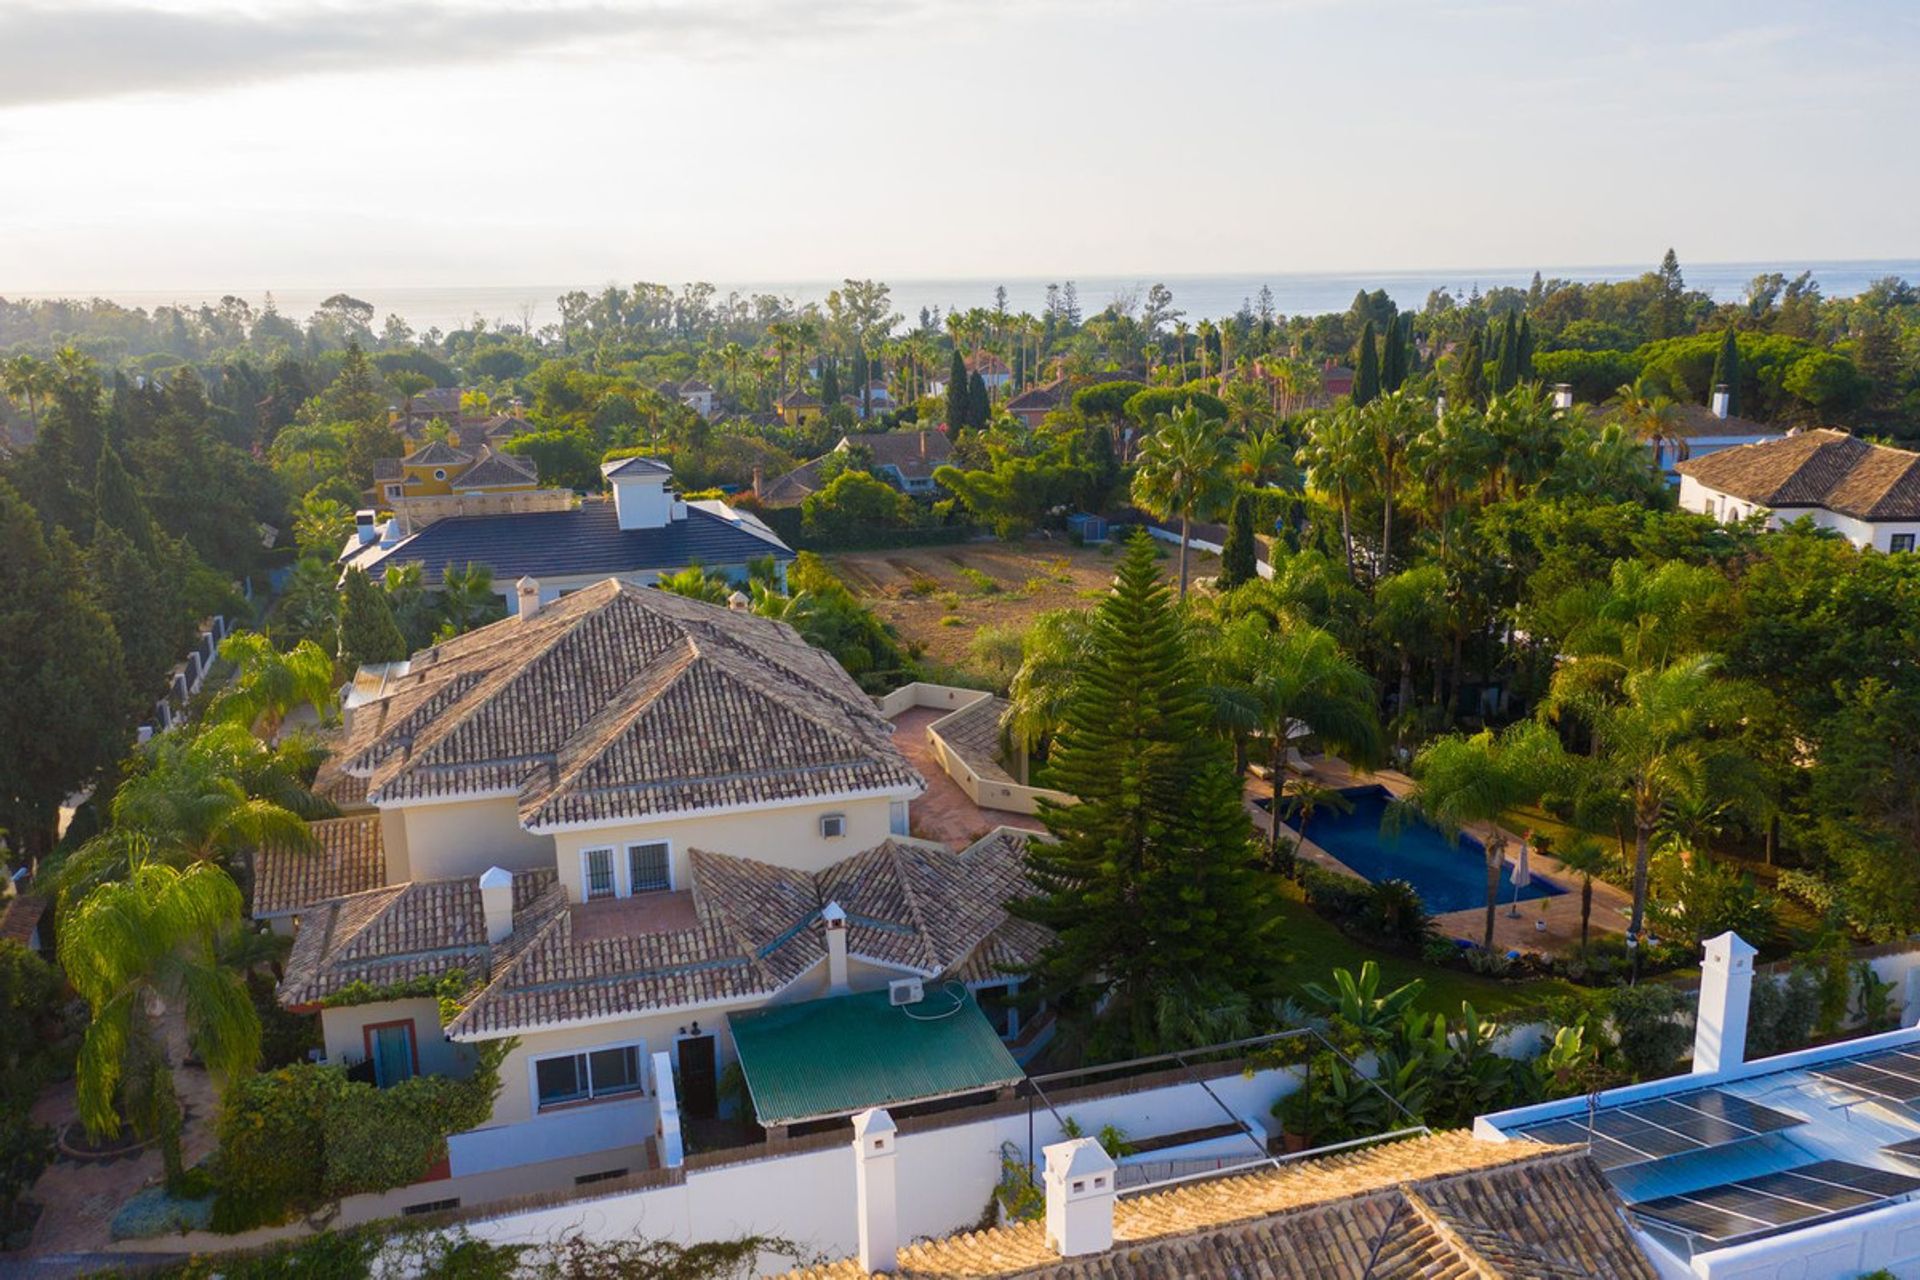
[{"left": 1272, "top": 891, "right": 1584, "bottom": 1019}]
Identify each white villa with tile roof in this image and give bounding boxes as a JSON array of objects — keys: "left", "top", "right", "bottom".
[{"left": 262, "top": 579, "right": 1049, "bottom": 1190}]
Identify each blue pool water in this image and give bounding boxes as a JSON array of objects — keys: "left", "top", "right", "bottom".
[{"left": 1278, "top": 785, "right": 1562, "bottom": 915}]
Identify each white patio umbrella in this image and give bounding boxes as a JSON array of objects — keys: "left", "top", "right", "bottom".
[{"left": 1507, "top": 839, "right": 1532, "bottom": 918}]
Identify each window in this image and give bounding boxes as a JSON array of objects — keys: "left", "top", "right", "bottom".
[
  {"left": 534, "top": 1043, "right": 645, "bottom": 1111},
  {"left": 821, "top": 813, "right": 847, "bottom": 839},
  {"left": 582, "top": 848, "right": 615, "bottom": 901},
  {"left": 1893, "top": 534, "right": 1916, "bottom": 554},
  {"left": 433, "top": 468, "right": 448, "bottom": 481},
  {"left": 889, "top": 800, "right": 910, "bottom": 837},
  {"left": 628, "top": 842, "right": 670, "bottom": 893},
  {"left": 402, "top": 1198, "right": 460, "bottom": 1216},
  {"left": 574, "top": 1168, "right": 629, "bottom": 1186},
  {"left": 384, "top": 483, "right": 402, "bottom": 500}
]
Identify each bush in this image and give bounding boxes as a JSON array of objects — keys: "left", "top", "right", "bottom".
[
  {"left": 1356, "top": 879, "right": 1434, "bottom": 950},
  {"left": 1605, "top": 984, "right": 1694, "bottom": 1080},
  {"left": 0, "top": 1115, "right": 53, "bottom": 1233},
  {"left": 1746, "top": 966, "right": 1820, "bottom": 1058},
  {"left": 1297, "top": 863, "right": 1370, "bottom": 924}
]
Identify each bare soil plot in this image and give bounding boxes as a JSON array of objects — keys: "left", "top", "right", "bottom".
[{"left": 824, "top": 536, "right": 1217, "bottom": 673}]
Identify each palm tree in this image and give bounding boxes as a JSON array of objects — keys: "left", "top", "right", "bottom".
[
  {"left": 387, "top": 370, "right": 433, "bottom": 422},
  {"left": 718, "top": 341, "right": 747, "bottom": 407},
  {"left": 1361, "top": 390, "right": 1424, "bottom": 571},
  {"left": 1004, "top": 608, "right": 1094, "bottom": 753},
  {"left": 1131, "top": 406, "right": 1234, "bottom": 599},
  {"left": 1296, "top": 406, "right": 1370, "bottom": 580},
  {"left": 1402, "top": 721, "right": 1568, "bottom": 949},
  {"left": 1, "top": 353, "right": 51, "bottom": 428},
  {"left": 1408, "top": 407, "right": 1492, "bottom": 564},
  {"left": 440, "top": 561, "right": 501, "bottom": 635},
  {"left": 60, "top": 859, "right": 260, "bottom": 1187},
  {"left": 1236, "top": 428, "right": 1293, "bottom": 489},
  {"left": 1614, "top": 380, "right": 1687, "bottom": 473},
  {"left": 212, "top": 632, "right": 336, "bottom": 741},
  {"left": 1554, "top": 835, "right": 1611, "bottom": 957},
  {"left": 1213, "top": 615, "right": 1382, "bottom": 862}
]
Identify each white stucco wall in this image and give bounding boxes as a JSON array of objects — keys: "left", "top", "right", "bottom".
[
  {"left": 319, "top": 997, "right": 473, "bottom": 1081},
  {"left": 394, "top": 796, "right": 553, "bottom": 882},
  {"left": 1679, "top": 476, "right": 1920, "bottom": 553}
]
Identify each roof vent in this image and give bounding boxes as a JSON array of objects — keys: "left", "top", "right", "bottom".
[{"left": 516, "top": 576, "right": 540, "bottom": 620}]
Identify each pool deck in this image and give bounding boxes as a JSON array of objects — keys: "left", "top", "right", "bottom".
[{"left": 1248, "top": 754, "right": 1633, "bottom": 958}]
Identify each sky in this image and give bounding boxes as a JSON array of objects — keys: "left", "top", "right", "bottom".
[{"left": 0, "top": 0, "right": 1915, "bottom": 293}]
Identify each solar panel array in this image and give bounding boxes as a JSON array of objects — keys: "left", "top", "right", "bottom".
[
  {"left": 1810, "top": 1047, "right": 1920, "bottom": 1105},
  {"left": 1632, "top": 1159, "right": 1920, "bottom": 1247},
  {"left": 1885, "top": 1136, "right": 1920, "bottom": 1165},
  {"left": 1511, "top": 1088, "right": 1804, "bottom": 1170}
]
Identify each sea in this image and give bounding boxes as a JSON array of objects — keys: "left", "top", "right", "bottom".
[{"left": 13, "top": 260, "right": 1919, "bottom": 334}]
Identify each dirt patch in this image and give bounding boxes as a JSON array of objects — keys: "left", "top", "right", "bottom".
[{"left": 824, "top": 535, "right": 1217, "bottom": 674}]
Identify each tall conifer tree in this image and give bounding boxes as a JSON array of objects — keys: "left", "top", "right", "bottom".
[
  {"left": 945, "top": 349, "right": 968, "bottom": 429},
  {"left": 1219, "top": 491, "right": 1258, "bottom": 590},
  {"left": 1494, "top": 312, "right": 1520, "bottom": 392},
  {"left": 338, "top": 567, "right": 408, "bottom": 669},
  {"left": 1351, "top": 320, "right": 1380, "bottom": 407},
  {"left": 1709, "top": 327, "right": 1741, "bottom": 416}
]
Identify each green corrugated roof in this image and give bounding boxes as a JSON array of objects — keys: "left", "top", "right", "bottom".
[{"left": 729, "top": 987, "right": 1023, "bottom": 1126}]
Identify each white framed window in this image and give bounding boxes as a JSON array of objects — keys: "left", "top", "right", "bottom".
[
  {"left": 581, "top": 847, "right": 616, "bottom": 901},
  {"left": 820, "top": 813, "right": 847, "bottom": 839},
  {"left": 1893, "top": 534, "right": 1916, "bottom": 554},
  {"left": 532, "top": 1041, "right": 646, "bottom": 1111},
  {"left": 384, "top": 483, "right": 403, "bottom": 499},
  {"left": 627, "top": 841, "right": 670, "bottom": 894},
  {"left": 433, "top": 468, "right": 448, "bottom": 481}
]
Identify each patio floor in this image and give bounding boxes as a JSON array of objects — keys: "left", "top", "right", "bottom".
[{"left": 889, "top": 707, "right": 1044, "bottom": 850}]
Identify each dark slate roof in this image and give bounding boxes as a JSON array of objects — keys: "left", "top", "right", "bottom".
[
  {"left": 362, "top": 499, "right": 791, "bottom": 590},
  {"left": 604, "top": 455, "right": 675, "bottom": 478},
  {"left": 402, "top": 440, "right": 473, "bottom": 467},
  {"left": 454, "top": 451, "right": 538, "bottom": 489},
  {"left": 1677, "top": 428, "right": 1920, "bottom": 520},
  {"left": 373, "top": 458, "right": 403, "bottom": 481}
]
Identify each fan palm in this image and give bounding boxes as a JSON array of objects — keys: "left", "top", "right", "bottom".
[
  {"left": 1296, "top": 406, "right": 1370, "bottom": 580},
  {"left": 1613, "top": 380, "right": 1687, "bottom": 471},
  {"left": 212, "top": 632, "right": 335, "bottom": 740},
  {"left": 1360, "top": 391, "right": 1425, "bottom": 571},
  {"left": 60, "top": 858, "right": 260, "bottom": 1186},
  {"left": 1130, "top": 405, "right": 1235, "bottom": 599}
]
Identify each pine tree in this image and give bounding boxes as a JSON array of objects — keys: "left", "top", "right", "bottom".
[
  {"left": 1012, "top": 530, "right": 1278, "bottom": 1055},
  {"left": 304, "top": 340, "right": 385, "bottom": 427},
  {"left": 1494, "top": 312, "right": 1520, "bottom": 392},
  {"left": 945, "top": 349, "right": 968, "bottom": 429},
  {"left": 967, "top": 372, "right": 990, "bottom": 428},
  {"left": 338, "top": 567, "right": 408, "bottom": 669},
  {"left": 1351, "top": 320, "right": 1380, "bottom": 407},
  {"left": 93, "top": 442, "right": 155, "bottom": 554},
  {"left": 1219, "top": 491, "right": 1258, "bottom": 590},
  {"left": 1709, "top": 327, "right": 1741, "bottom": 416}
]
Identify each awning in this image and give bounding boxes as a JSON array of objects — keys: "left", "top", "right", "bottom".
[{"left": 729, "top": 987, "right": 1023, "bottom": 1127}]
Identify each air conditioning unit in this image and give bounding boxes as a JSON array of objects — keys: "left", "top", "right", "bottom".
[{"left": 889, "top": 978, "right": 924, "bottom": 1007}]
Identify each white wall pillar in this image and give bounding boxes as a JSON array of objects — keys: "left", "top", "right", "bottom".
[
  {"left": 852, "top": 1108, "right": 897, "bottom": 1274},
  {"left": 823, "top": 901, "right": 850, "bottom": 994},
  {"left": 652, "top": 1049, "right": 683, "bottom": 1168},
  {"left": 1694, "top": 930, "right": 1758, "bottom": 1074},
  {"left": 1043, "top": 1138, "right": 1116, "bottom": 1258},
  {"left": 479, "top": 866, "right": 515, "bottom": 944}
]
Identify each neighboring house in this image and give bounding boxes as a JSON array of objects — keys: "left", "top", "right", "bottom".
[
  {"left": 1594, "top": 390, "right": 1785, "bottom": 482},
  {"left": 341, "top": 457, "right": 795, "bottom": 609},
  {"left": 263, "top": 582, "right": 1050, "bottom": 1183},
  {"left": 783, "top": 1126, "right": 1654, "bottom": 1279},
  {"left": 928, "top": 353, "right": 1012, "bottom": 398},
  {"left": 847, "top": 381, "right": 894, "bottom": 420},
  {"left": 777, "top": 393, "right": 824, "bottom": 428},
  {"left": 367, "top": 441, "right": 569, "bottom": 529},
  {"left": 757, "top": 430, "right": 953, "bottom": 508},
  {"left": 1006, "top": 376, "right": 1071, "bottom": 430},
  {"left": 389, "top": 387, "right": 466, "bottom": 421},
  {"left": 1482, "top": 932, "right": 1920, "bottom": 1278},
  {"left": 673, "top": 380, "right": 718, "bottom": 420},
  {"left": 1320, "top": 360, "right": 1355, "bottom": 402},
  {"left": 1676, "top": 428, "right": 1920, "bottom": 553}
]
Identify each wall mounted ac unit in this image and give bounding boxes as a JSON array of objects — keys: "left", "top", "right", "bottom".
[{"left": 889, "top": 978, "right": 925, "bottom": 1007}]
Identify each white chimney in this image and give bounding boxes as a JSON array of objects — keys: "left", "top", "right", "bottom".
[
  {"left": 515, "top": 575, "right": 540, "bottom": 620},
  {"left": 1711, "top": 384, "right": 1731, "bottom": 420},
  {"left": 852, "top": 1108, "right": 898, "bottom": 1274},
  {"left": 1552, "top": 383, "right": 1573, "bottom": 412},
  {"left": 1693, "top": 930, "right": 1757, "bottom": 1074},
  {"left": 1043, "top": 1138, "right": 1116, "bottom": 1258},
  {"left": 355, "top": 509, "right": 379, "bottom": 545},
  {"left": 479, "top": 866, "right": 514, "bottom": 944},
  {"left": 823, "top": 901, "right": 849, "bottom": 993},
  {"left": 727, "top": 590, "right": 750, "bottom": 612}
]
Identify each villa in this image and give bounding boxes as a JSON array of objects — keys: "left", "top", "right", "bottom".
[
  {"left": 757, "top": 430, "right": 953, "bottom": 507},
  {"left": 262, "top": 580, "right": 1051, "bottom": 1190},
  {"left": 1675, "top": 428, "right": 1920, "bottom": 552},
  {"left": 340, "top": 456, "right": 795, "bottom": 613}
]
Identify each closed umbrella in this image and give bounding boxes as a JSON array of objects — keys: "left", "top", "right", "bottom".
[{"left": 1507, "top": 838, "right": 1532, "bottom": 918}]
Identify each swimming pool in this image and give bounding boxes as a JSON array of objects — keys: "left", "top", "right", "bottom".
[{"left": 1273, "top": 784, "right": 1562, "bottom": 915}]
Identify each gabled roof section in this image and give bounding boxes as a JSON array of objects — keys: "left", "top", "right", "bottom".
[
  {"left": 454, "top": 450, "right": 538, "bottom": 490},
  {"left": 343, "top": 580, "right": 915, "bottom": 828},
  {"left": 820, "top": 830, "right": 1035, "bottom": 976},
  {"left": 253, "top": 815, "right": 386, "bottom": 920},
  {"left": 1677, "top": 428, "right": 1920, "bottom": 520},
  {"left": 402, "top": 440, "right": 473, "bottom": 467},
  {"left": 602, "top": 455, "right": 674, "bottom": 479}
]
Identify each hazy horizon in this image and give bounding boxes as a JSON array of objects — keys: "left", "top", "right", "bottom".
[{"left": 2, "top": 1, "right": 1916, "bottom": 292}]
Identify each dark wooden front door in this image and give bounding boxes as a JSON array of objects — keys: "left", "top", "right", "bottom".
[{"left": 678, "top": 1034, "right": 718, "bottom": 1119}]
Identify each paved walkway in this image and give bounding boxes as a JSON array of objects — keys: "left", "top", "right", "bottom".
[
  {"left": 889, "top": 708, "right": 1044, "bottom": 850},
  {"left": 1251, "top": 755, "right": 1632, "bottom": 958}
]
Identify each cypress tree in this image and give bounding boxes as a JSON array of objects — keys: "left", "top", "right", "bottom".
[
  {"left": 967, "top": 371, "right": 990, "bottom": 427},
  {"left": 820, "top": 360, "right": 840, "bottom": 407},
  {"left": 1455, "top": 327, "right": 1488, "bottom": 409},
  {"left": 93, "top": 442, "right": 154, "bottom": 554},
  {"left": 1351, "top": 320, "right": 1380, "bottom": 407},
  {"left": 1381, "top": 315, "right": 1407, "bottom": 393},
  {"left": 1517, "top": 316, "right": 1535, "bottom": 381},
  {"left": 1709, "top": 327, "right": 1741, "bottom": 416},
  {"left": 338, "top": 567, "right": 408, "bottom": 669},
  {"left": 1494, "top": 312, "right": 1520, "bottom": 392},
  {"left": 1012, "top": 530, "right": 1279, "bottom": 1055},
  {"left": 945, "top": 349, "right": 968, "bottom": 429},
  {"left": 1219, "top": 491, "right": 1258, "bottom": 590}
]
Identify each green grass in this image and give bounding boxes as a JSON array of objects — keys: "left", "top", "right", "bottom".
[{"left": 1271, "top": 889, "right": 1584, "bottom": 1018}]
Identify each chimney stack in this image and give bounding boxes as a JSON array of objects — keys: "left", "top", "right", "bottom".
[
  {"left": 823, "top": 901, "right": 849, "bottom": 993},
  {"left": 852, "top": 1109, "right": 898, "bottom": 1274},
  {"left": 1044, "top": 1138, "right": 1116, "bottom": 1258},
  {"left": 752, "top": 466, "right": 764, "bottom": 501},
  {"left": 1693, "top": 931, "right": 1757, "bottom": 1074},
  {"left": 515, "top": 575, "right": 541, "bottom": 620},
  {"left": 479, "top": 866, "right": 515, "bottom": 944},
  {"left": 355, "top": 509, "right": 379, "bottom": 545},
  {"left": 1711, "top": 384, "right": 1731, "bottom": 420},
  {"left": 1552, "top": 383, "right": 1574, "bottom": 412}
]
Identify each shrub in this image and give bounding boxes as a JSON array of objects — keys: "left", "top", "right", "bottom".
[
  {"left": 1356, "top": 879, "right": 1434, "bottom": 949},
  {"left": 0, "top": 1116, "right": 53, "bottom": 1232},
  {"left": 1296, "top": 863, "right": 1369, "bottom": 924},
  {"left": 1605, "top": 984, "right": 1694, "bottom": 1080},
  {"left": 1746, "top": 966, "right": 1820, "bottom": 1058}
]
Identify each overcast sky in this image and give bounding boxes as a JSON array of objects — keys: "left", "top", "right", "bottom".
[{"left": 0, "top": 0, "right": 1914, "bottom": 292}]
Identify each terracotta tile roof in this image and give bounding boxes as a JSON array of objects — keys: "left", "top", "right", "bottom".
[
  {"left": 402, "top": 440, "right": 474, "bottom": 467},
  {"left": 278, "top": 867, "right": 560, "bottom": 1007},
  {"left": 1677, "top": 428, "right": 1920, "bottom": 520},
  {"left": 965, "top": 353, "right": 1011, "bottom": 377},
  {"left": 454, "top": 450, "right": 538, "bottom": 489},
  {"left": 313, "top": 764, "right": 372, "bottom": 812},
  {"left": 445, "top": 830, "right": 1043, "bottom": 1037},
  {"left": 1007, "top": 378, "right": 1070, "bottom": 415},
  {"left": 934, "top": 696, "right": 1017, "bottom": 786},
  {"left": 341, "top": 580, "right": 916, "bottom": 829},
  {"left": 780, "top": 393, "right": 824, "bottom": 410},
  {"left": 0, "top": 893, "right": 46, "bottom": 949},
  {"left": 784, "top": 1135, "right": 1653, "bottom": 1280},
  {"left": 760, "top": 432, "right": 953, "bottom": 506},
  {"left": 253, "top": 815, "right": 386, "bottom": 920}
]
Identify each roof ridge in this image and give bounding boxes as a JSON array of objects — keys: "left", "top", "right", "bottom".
[{"left": 519, "top": 638, "right": 701, "bottom": 823}]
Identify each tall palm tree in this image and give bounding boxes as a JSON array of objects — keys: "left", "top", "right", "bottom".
[
  {"left": 1402, "top": 720, "right": 1568, "bottom": 949},
  {"left": 1361, "top": 390, "right": 1425, "bottom": 572},
  {"left": 212, "top": 632, "right": 336, "bottom": 741},
  {"left": 1131, "top": 406, "right": 1234, "bottom": 599},
  {"left": 1614, "top": 380, "right": 1687, "bottom": 473},
  {"left": 1212, "top": 615, "right": 1382, "bottom": 862},
  {"left": 1, "top": 353, "right": 52, "bottom": 428},
  {"left": 60, "top": 859, "right": 260, "bottom": 1187},
  {"left": 1553, "top": 835, "right": 1611, "bottom": 957},
  {"left": 1004, "top": 608, "right": 1095, "bottom": 753},
  {"left": 1408, "top": 407, "right": 1493, "bottom": 564},
  {"left": 1296, "top": 406, "right": 1370, "bottom": 581},
  {"left": 440, "top": 561, "right": 502, "bottom": 635},
  {"left": 1236, "top": 428, "right": 1292, "bottom": 489}
]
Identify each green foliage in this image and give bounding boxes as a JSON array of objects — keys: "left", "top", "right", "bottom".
[
  {"left": 751, "top": 554, "right": 912, "bottom": 690},
  {"left": 1218, "top": 491, "right": 1258, "bottom": 590},
  {"left": 318, "top": 967, "right": 472, "bottom": 1026},
  {"left": 0, "top": 941, "right": 68, "bottom": 1115},
  {"left": 0, "top": 1114, "right": 54, "bottom": 1229},
  {"left": 994, "top": 1142, "right": 1045, "bottom": 1222},
  {"left": 1123, "top": 385, "right": 1229, "bottom": 425},
  {"left": 1745, "top": 967, "right": 1820, "bottom": 1058},
  {"left": 1647, "top": 850, "right": 1776, "bottom": 946},
  {"left": 504, "top": 428, "right": 601, "bottom": 490},
  {"left": 1604, "top": 984, "right": 1693, "bottom": 1080},
  {"left": 800, "top": 469, "right": 914, "bottom": 541},
  {"left": 338, "top": 566, "right": 409, "bottom": 669}
]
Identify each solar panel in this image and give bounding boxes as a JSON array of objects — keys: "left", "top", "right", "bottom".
[
  {"left": 1511, "top": 1087, "right": 1805, "bottom": 1170},
  {"left": 1813, "top": 1056, "right": 1920, "bottom": 1104},
  {"left": 1882, "top": 1136, "right": 1920, "bottom": 1166},
  {"left": 1634, "top": 1160, "right": 1920, "bottom": 1248}
]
